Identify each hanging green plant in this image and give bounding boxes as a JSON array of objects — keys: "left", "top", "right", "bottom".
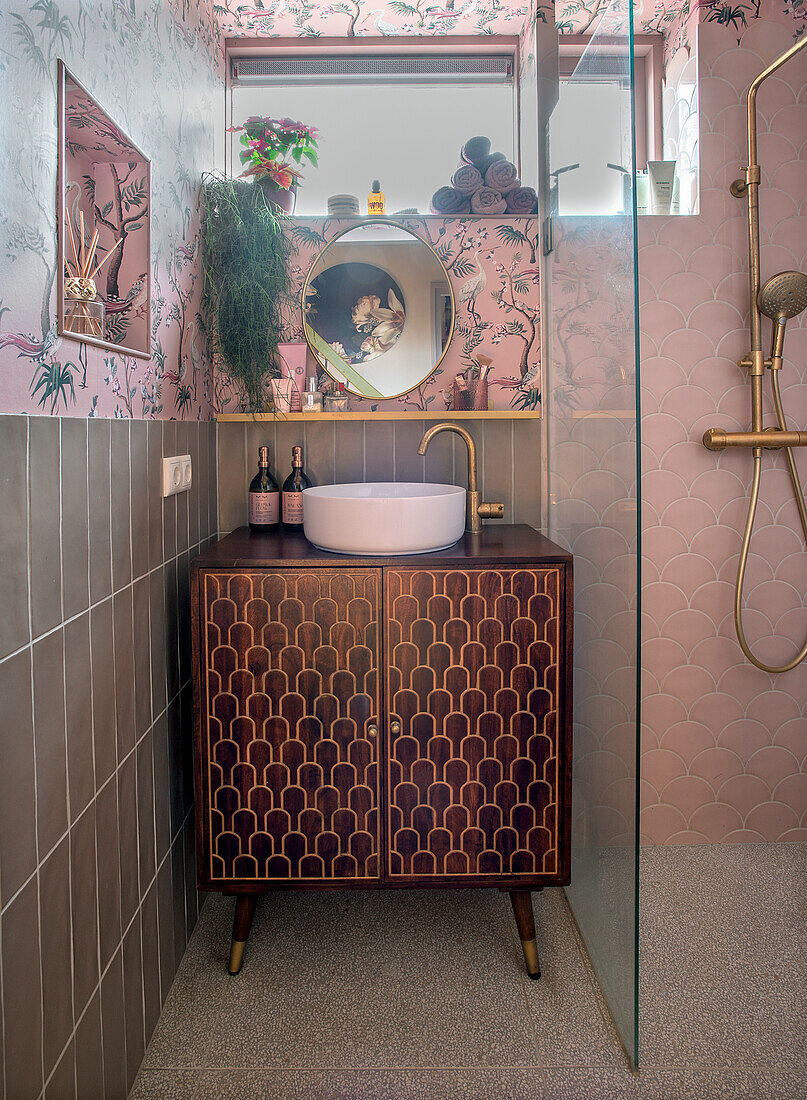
[{"left": 200, "top": 172, "right": 295, "bottom": 412}]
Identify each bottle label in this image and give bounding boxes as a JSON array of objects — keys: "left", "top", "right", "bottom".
[
  {"left": 249, "top": 491, "right": 279, "bottom": 524},
  {"left": 283, "top": 492, "right": 304, "bottom": 524}
]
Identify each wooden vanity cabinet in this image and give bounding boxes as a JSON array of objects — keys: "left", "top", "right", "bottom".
[{"left": 191, "top": 527, "right": 572, "bottom": 978}]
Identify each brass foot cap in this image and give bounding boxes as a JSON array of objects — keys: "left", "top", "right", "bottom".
[
  {"left": 228, "top": 939, "right": 246, "bottom": 975},
  {"left": 521, "top": 938, "right": 540, "bottom": 978}
]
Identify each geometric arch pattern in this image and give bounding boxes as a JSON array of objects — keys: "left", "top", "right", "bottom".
[
  {"left": 202, "top": 570, "right": 381, "bottom": 882},
  {"left": 385, "top": 568, "right": 562, "bottom": 878}
]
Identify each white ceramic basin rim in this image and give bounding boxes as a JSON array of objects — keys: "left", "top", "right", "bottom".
[{"left": 303, "top": 482, "right": 465, "bottom": 555}]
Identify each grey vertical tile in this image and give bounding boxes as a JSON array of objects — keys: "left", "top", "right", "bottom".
[
  {"left": 65, "top": 611, "right": 94, "bottom": 822},
  {"left": 334, "top": 421, "right": 364, "bottom": 483},
  {"left": 149, "top": 566, "right": 167, "bottom": 718},
  {"left": 423, "top": 424, "right": 454, "bottom": 485},
  {"left": 117, "top": 750, "right": 139, "bottom": 928},
  {"left": 182, "top": 814, "right": 198, "bottom": 933},
  {"left": 122, "top": 912, "right": 145, "bottom": 1091},
  {"left": 273, "top": 420, "right": 297, "bottom": 486},
  {"left": 197, "top": 421, "right": 210, "bottom": 541},
  {"left": 393, "top": 419, "right": 426, "bottom": 482},
  {"left": 95, "top": 778, "right": 122, "bottom": 972},
  {"left": 141, "top": 882, "right": 161, "bottom": 1043},
  {"left": 187, "top": 422, "right": 201, "bottom": 548},
  {"left": 171, "top": 840, "right": 187, "bottom": 968},
  {"left": 166, "top": 697, "right": 184, "bottom": 839},
  {"left": 113, "top": 586, "right": 135, "bottom": 759},
  {"left": 246, "top": 419, "right": 275, "bottom": 474},
  {"left": 180, "top": 682, "right": 195, "bottom": 819},
  {"left": 162, "top": 421, "right": 177, "bottom": 559},
  {"left": 482, "top": 421, "right": 513, "bottom": 525},
  {"left": 100, "top": 947, "right": 128, "bottom": 1100},
  {"left": 217, "top": 422, "right": 247, "bottom": 533},
  {"left": 45, "top": 1038, "right": 75, "bottom": 1100},
  {"left": 207, "top": 421, "right": 218, "bottom": 536},
  {"left": 110, "top": 419, "right": 132, "bottom": 590},
  {"left": 176, "top": 550, "right": 191, "bottom": 686},
  {"left": 61, "top": 416, "right": 89, "bottom": 620},
  {"left": 131, "top": 420, "right": 149, "bottom": 581},
  {"left": 132, "top": 575, "right": 152, "bottom": 740},
  {"left": 512, "top": 420, "right": 541, "bottom": 526},
  {"left": 164, "top": 557, "right": 179, "bottom": 702},
  {"left": 0, "top": 415, "right": 29, "bottom": 659},
  {"left": 156, "top": 853, "right": 176, "bottom": 1001},
  {"left": 147, "top": 420, "right": 163, "bottom": 570},
  {"left": 364, "top": 419, "right": 394, "bottom": 481},
  {"left": 175, "top": 422, "right": 190, "bottom": 555},
  {"left": 39, "top": 835, "right": 74, "bottom": 1079},
  {"left": 33, "top": 628, "right": 68, "bottom": 854},
  {"left": 1, "top": 877, "right": 44, "bottom": 1100},
  {"left": 136, "top": 727, "right": 156, "bottom": 896},
  {"left": 90, "top": 597, "right": 117, "bottom": 789},
  {"left": 304, "top": 420, "right": 335, "bottom": 487},
  {"left": 0, "top": 649, "right": 36, "bottom": 905},
  {"left": 451, "top": 429, "right": 472, "bottom": 489},
  {"left": 75, "top": 990, "right": 103, "bottom": 1100},
  {"left": 29, "top": 415, "right": 63, "bottom": 637},
  {"left": 152, "top": 712, "right": 171, "bottom": 865},
  {"left": 70, "top": 803, "right": 99, "bottom": 1016},
  {"left": 88, "top": 418, "right": 112, "bottom": 604}
]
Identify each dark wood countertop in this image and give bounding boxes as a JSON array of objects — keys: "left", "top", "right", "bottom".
[{"left": 192, "top": 525, "right": 572, "bottom": 570}]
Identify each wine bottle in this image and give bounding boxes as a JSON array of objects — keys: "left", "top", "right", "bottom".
[
  {"left": 248, "top": 446, "right": 280, "bottom": 532},
  {"left": 282, "top": 445, "right": 312, "bottom": 531}
]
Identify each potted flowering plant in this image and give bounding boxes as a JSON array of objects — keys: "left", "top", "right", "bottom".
[{"left": 227, "top": 115, "right": 319, "bottom": 213}]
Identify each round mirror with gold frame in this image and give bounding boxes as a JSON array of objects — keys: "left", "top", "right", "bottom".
[{"left": 302, "top": 219, "right": 455, "bottom": 400}]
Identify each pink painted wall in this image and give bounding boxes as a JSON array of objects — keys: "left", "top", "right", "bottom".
[{"left": 639, "top": 15, "right": 807, "bottom": 844}]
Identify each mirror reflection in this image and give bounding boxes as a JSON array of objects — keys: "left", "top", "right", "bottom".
[
  {"left": 303, "top": 221, "right": 453, "bottom": 400},
  {"left": 58, "top": 63, "right": 151, "bottom": 358}
]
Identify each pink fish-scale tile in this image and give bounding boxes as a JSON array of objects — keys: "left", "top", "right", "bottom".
[
  {"left": 658, "top": 271, "right": 716, "bottom": 320},
  {"left": 643, "top": 580, "right": 690, "bottom": 629},
  {"left": 659, "top": 664, "right": 718, "bottom": 711},
  {"left": 689, "top": 522, "right": 740, "bottom": 564},
  {"left": 699, "top": 186, "right": 743, "bottom": 227},
  {"left": 641, "top": 357, "right": 690, "bottom": 401},
  {"left": 659, "top": 719, "right": 718, "bottom": 762},
  {"left": 640, "top": 802, "right": 689, "bottom": 844},
  {"left": 717, "top": 662, "right": 782, "bottom": 708},
  {"left": 716, "top": 773, "right": 772, "bottom": 817},
  {"left": 637, "top": 243, "right": 687, "bottom": 286},
  {"left": 770, "top": 159, "right": 807, "bottom": 200},
  {"left": 660, "top": 774, "right": 716, "bottom": 818},
  {"left": 690, "top": 465, "right": 748, "bottom": 511},
  {"left": 721, "top": 828, "right": 768, "bottom": 842},
  {"left": 710, "top": 103, "right": 751, "bottom": 149},
  {"left": 643, "top": 467, "right": 691, "bottom": 512},
  {"left": 653, "top": 220, "right": 700, "bottom": 255},
  {"left": 638, "top": 300, "right": 688, "bottom": 346},
  {"left": 746, "top": 744, "right": 801, "bottom": 788},
  {"left": 659, "top": 384, "right": 717, "bottom": 427},
  {"left": 638, "top": 751, "right": 687, "bottom": 798},
  {"left": 717, "top": 717, "right": 774, "bottom": 758},
  {"left": 643, "top": 637, "right": 690, "bottom": 682},
  {"left": 766, "top": 96, "right": 805, "bottom": 133},
  {"left": 715, "top": 270, "right": 750, "bottom": 307},
  {"left": 660, "top": 496, "right": 720, "bottom": 541},
  {"left": 642, "top": 412, "right": 688, "bottom": 460},
  {"left": 688, "top": 745, "right": 745, "bottom": 787},
  {"left": 768, "top": 605, "right": 807, "bottom": 649},
  {"left": 689, "top": 801, "right": 745, "bottom": 842},
  {"left": 662, "top": 828, "right": 714, "bottom": 844},
  {"left": 685, "top": 241, "right": 738, "bottom": 282},
  {"left": 779, "top": 828, "right": 807, "bottom": 842},
  {"left": 756, "top": 131, "right": 800, "bottom": 176},
  {"left": 771, "top": 774, "right": 807, "bottom": 816},
  {"left": 699, "top": 73, "right": 741, "bottom": 120},
  {"left": 643, "top": 691, "right": 688, "bottom": 733},
  {"left": 740, "top": 18, "right": 798, "bottom": 61},
  {"left": 643, "top": 522, "right": 689, "bottom": 565},
  {"left": 660, "top": 551, "right": 718, "bottom": 594},
  {"left": 752, "top": 696, "right": 804, "bottom": 734},
  {"left": 689, "top": 580, "right": 737, "bottom": 633},
  {"left": 744, "top": 800, "right": 799, "bottom": 841}
]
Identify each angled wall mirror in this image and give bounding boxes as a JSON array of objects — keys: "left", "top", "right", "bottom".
[
  {"left": 302, "top": 220, "right": 454, "bottom": 400},
  {"left": 57, "top": 61, "right": 151, "bottom": 359}
]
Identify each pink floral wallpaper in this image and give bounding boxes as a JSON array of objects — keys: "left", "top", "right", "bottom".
[
  {"left": 639, "top": 13, "right": 807, "bottom": 844},
  {"left": 0, "top": 0, "right": 221, "bottom": 419},
  {"left": 216, "top": 216, "right": 542, "bottom": 413}
]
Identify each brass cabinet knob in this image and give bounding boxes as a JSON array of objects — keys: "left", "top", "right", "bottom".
[
  {"left": 390, "top": 721, "right": 401, "bottom": 734},
  {"left": 367, "top": 724, "right": 378, "bottom": 738}
]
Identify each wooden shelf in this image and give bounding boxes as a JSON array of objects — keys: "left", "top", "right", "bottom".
[{"left": 217, "top": 410, "right": 541, "bottom": 422}]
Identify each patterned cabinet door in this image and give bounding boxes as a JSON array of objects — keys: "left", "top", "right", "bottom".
[
  {"left": 384, "top": 568, "right": 568, "bottom": 884},
  {"left": 200, "top": 570, "right": 381, "bottom": 885}
]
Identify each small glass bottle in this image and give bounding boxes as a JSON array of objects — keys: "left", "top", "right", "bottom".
[
  {"left": 302, "top": 375, "right": 323, "bottom": 413},
  {"left": 324, "top": 381, "right": 350, "bottom": 413},
  {"left": 248, "top": 445, "right": 280, "bottom": 532},
  {"left": 282, "top": 446, "right": 313, "bottom": 531},
  {"left": 368, "top": 179, "right": 385, "bottom": 215}
]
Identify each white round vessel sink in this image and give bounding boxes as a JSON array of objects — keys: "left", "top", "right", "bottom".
[{"left": 303, "top": 482, "right": 465, "bottom": 555}]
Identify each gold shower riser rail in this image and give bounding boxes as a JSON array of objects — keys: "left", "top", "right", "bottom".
[{"left": 703, "top": 428, "right": 807, "bottom": 450}]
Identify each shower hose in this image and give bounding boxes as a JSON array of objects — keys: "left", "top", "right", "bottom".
[{"left": 735, "top": 370, "right": 807, "bottom": 673}]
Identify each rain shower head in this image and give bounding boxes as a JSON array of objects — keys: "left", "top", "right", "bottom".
[{"left": 758, "top": 271, "right": 807, "bottom": 321}]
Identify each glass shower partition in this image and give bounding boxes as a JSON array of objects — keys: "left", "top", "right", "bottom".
[{"left": 543, "top": 2, "right": 642, "bottom": 1067}]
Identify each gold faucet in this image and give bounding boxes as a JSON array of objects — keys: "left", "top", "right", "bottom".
[{"left": 417, "top": 423, "right": 504, "bottom": 534}]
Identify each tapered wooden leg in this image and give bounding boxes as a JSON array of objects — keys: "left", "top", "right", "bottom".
[
  {"left": 509, "top": 890, "right": 541, "bottom": 980},
  {"left": 228, "top": 894, "right": 257, "bottom": 975}
]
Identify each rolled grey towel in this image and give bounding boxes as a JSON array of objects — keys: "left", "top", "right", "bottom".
[
  {"left": 485, "top": 159, "right": 519, "bottom": 194},
  {"left": 471, "top": 187, "right": 507, "bottom": 215},
  {"left": 430, "top": 186, "right": 472, "bottom": 215},
  {"left": 477, "top": 151, "right": 506, "bottom": 176},
  {"left": 451, "top": 164, "right": 483, "bottom": 196},
  {"left": 461, "top": 136, "right": 491, "bottom": 166},
  {"left": 506, "top": 186, "right": 538, "bottom": 214}
]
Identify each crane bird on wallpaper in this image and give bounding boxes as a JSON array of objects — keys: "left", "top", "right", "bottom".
[{"left": 458, "top": 249, "right": 493, "bottom": 327}]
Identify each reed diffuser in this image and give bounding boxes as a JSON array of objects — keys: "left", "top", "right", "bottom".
[{"left": 63, "top": 208, "right": 121, "bottom": 338}]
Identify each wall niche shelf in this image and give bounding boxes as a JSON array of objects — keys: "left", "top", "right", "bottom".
[{"left": 217, "top": 411, "right": 541, "bottom": 422}]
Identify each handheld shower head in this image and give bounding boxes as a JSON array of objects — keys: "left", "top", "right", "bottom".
[{"left": 757, "top": 271, "right": 807, "bottom": 365}]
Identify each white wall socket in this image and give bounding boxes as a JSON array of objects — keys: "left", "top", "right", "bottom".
[{"left": 162, "top": 454, "right": 192, "bottom": 498}]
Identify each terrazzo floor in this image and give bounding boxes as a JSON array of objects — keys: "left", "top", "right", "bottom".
[{"left": 131, "top": 843, "right": 806, "bottom": 1099}]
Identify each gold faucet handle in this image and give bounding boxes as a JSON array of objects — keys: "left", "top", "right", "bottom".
[{"left": 478, "top": 502, "right": 504, "bottom": 520}]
